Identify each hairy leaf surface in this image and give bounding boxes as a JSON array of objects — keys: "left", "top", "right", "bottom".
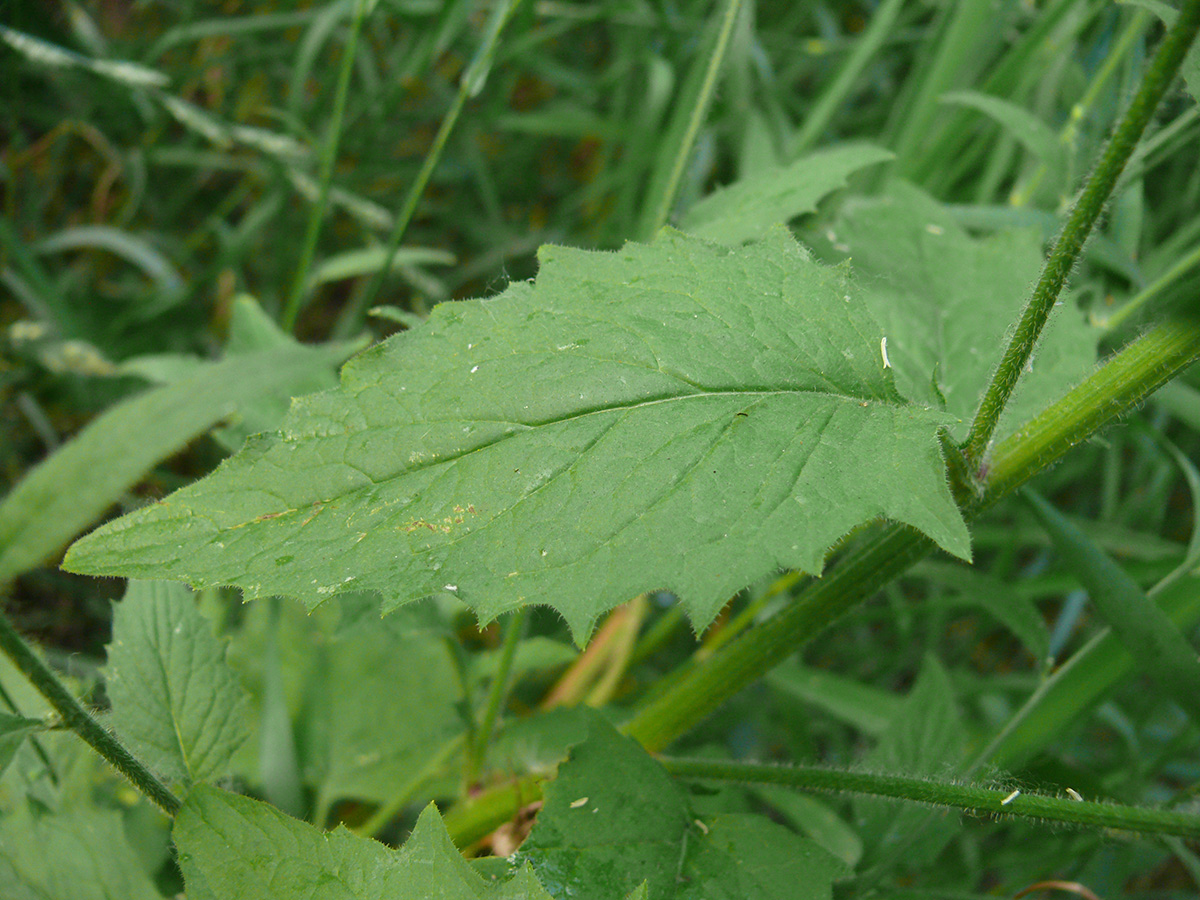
[
  {"left": 814, "top": 183, "right": 1098, "bottom": 442},
  {"left": 680, "top": 144, "right": 893, "bottom": 245},
  {"left": 106, "top": 581, "right": 249, "bottom": 785},
  {"left": 66, "top": 228, "right": 970, "bottom": 639},
  {"left": 174, "top": 786, "right": 552, "bottom": 900}
]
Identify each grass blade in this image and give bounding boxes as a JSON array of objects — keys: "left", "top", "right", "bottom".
[{"left": 1023, "top": 489, "right": 1200, "bottom": 727}]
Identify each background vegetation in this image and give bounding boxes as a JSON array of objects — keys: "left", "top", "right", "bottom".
[{"left": 2, "top": 0, "right": 1200, "bottom": 896}]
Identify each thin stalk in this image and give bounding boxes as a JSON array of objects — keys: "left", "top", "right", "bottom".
[
  {"left": 281, "top": 0, "right": 369, "bottom": 334},
  {"left": 660, "top": 758, "right": 1200, "bottom": 839},
  {"left": 1010, "top": 9, "right": 1153, "bottom": 208},
  {"left": 791, "top": 0, "right": 905, "bottom": 157},
  {"left": 542, "top": 600, "right": 636, "bottom": 709},
  {"left": 0, "top": 679, "right": 56, "bottom": 784},
  {"left": 628, "top": 604, "right": 687, "bottom": 667},
  {"left": 356, "top": 734, "right": 464, "bottom": 839},
  {"left": 962, "top": 0, "right": 1200, "bottom": 468},
  {"left": 465, "top": 609, "right": 527, "bottom": 787},
  {"left": 353, "top": 0, "right": 523, "bottom": 327},
  {"left": 1099, "top": 240, "right": 1200, "bottom": 332},
  {"left": 638, "top": 0, "right": 744, "bottom": 239},
  {"left": 0, "top": 607, "right": 180, "bottom": 816},
  {"left": 695, "top": 572, "right": 803, "bottom": 662}
]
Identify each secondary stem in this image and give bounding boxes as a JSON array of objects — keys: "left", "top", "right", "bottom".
[
  {"left": 0, "top": 606, "right": 181, "bottom": 817},
  {"left": 962, "top": 0, "right": 1200, "bottom": 468},
  {"left": 660, "top": 758, "right": 1200, "bottom": 839}
]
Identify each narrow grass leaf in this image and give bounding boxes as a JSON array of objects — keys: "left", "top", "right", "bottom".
[
  {"left": 921, "top": 563, "right": 1050, "bottom": 660},
  {"left": 1024, "top": 490, "right": 1200, "bottom": 726},
  {"left": 174, "top": 785, "right": 553, "bottom": 899},
  {"left": 939, "top": 91, "right": 1063, "bottom": 172},
  {"left": 681, "top": 144, "right": 894, "bottom": 245},
  {"left": 1154, "top": 435, "right": 1200, "bottom": 591},
  {"left": 0, "top": 335, "right": 357, "bottom": 584},
  {"left": 63, "top": 228, "right": 970, "bottom": 641},
  {"left": 36, "top": 226, "right": 184, "bottom": 296},
  {"left": 976, "top": 573, "right": 1200, "bottom": 770},
  {"left": 106, "top": 581, "right": 249, "bottom": 785},
  {"left": 767, "top": 661, "right": 901, "bottom": 736},
  {"left": 309, "top": 246, "right": 455, "bottom": 287}
]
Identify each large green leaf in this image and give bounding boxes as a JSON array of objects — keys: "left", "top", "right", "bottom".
[
  {"left": 174, "top": 785, "right": 553, "bottom": 900},
  {"left": 106, "top": 581, "right": 250, "bottom": 785},
  {"left": 65, "top": 228, "right": 970, "bottom": 639},
  {"left": 0, "top": 311, "right": 358, "bottom": 584},
  {"left": 515, "top": 714, "right": 845, "bottom": 900},
  {"left": 812, "top": 183, "right": 1098, "bottom": 442}
]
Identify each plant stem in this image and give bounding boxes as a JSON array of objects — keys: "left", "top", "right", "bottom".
[
  {"left": 281, "top": 0, "right": 369, "bottom": 334},
  {"left": 357, "top": 734, "right": 464, "bottom": 839},
  {"left": 962, "top": 0, "right": 1200, "bottom": 469},
  {"left": 585, "top": 594, "right": 648, "bottom": 707},
  {"left": 660, "top": 757, "right": 1200, "bottom": 839},
  {"left": 638, "top": 0, "right": 744, "bottom": 239},
  {"left": 542, "top": 599, "right": 636, "bottom": 709},
  {"left": 1010, "top": 9, "right": 1153, "bottom": 209},
  {"left": 465, "top": 609, "right": 526, "bottom": 787},
  {"left": 0, "top": 607, "right": 180, "bottom": 817},
  {"left": 442, "top": 772, "right": 543, "bottom": 848}
]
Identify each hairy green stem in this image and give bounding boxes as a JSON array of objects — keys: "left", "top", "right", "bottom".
[
  {"left": 660, "top": 758, "right": 1200, "bottom": 839},
  {"left": 281, "top": 0, "right": 369, "bottom": 333},
  {"left": 0, "top": 607, "right": 180, "bottom": 816},
  {"left": 628, "top": 523, "right": 931, "bottom": 752},
  {"left": 962, "top": 0, "right": 1200, "bottom": 468}
]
